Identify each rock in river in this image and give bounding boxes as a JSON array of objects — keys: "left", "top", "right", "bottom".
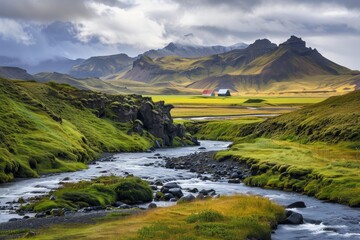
[
  {"left": 280, "top": 210, "right": 304, "bottom": 225},
  {"left": 286, "top": 201, "right": 306, "bottom": 208}
]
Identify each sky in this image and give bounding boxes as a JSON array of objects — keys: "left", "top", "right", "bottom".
[{"left": 0, "top": 0, "right": 359, "bottom": 69}]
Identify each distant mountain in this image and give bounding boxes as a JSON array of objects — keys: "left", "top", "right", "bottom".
[
  {"left": 0, "top": 56, "right": 84, "bottom": 74},
  {"left": 28, "top": 57, "right": 85, "bottom": 74},
  {"left": 34, "top": 72, "right": 127, "bottom": 94},
  {"left": 0, "top": 66, "right": 34, "bottom": 80},
  {"left": 142, "top": 42, "right": 248, "bottom": 59},
  {"left": 68, "top": 54, "right": 135, "bottom": 78},
  {"left": 120, "top": 36, "right": 359, "bottom": 94}
]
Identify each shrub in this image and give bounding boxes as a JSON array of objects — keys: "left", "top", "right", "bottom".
[{"left": 244, "top": 99, "right": 265, "bottom": 103}]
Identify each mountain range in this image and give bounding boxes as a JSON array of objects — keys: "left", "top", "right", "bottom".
[
  {"left": 0, "top": 36, "right": 359, "bottom": 95},
  {"left": 117, "top": 36, "right": 360, "bottom": 94}
]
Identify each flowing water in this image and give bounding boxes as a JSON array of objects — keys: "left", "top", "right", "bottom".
[{"left": 0, "top": 141, "right": 359, "bottom": 239}]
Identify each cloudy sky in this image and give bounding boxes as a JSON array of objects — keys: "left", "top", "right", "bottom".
[{"left": 0, "top": 0, "right": 359, "bottom": 69}]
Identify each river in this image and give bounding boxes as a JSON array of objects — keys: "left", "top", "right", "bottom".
[{"left": 0, "top": 141, "right": 359, "bottom": 239}]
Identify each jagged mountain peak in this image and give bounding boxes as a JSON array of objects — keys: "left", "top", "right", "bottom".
[
  {"left": 248, "top": 38, "right": 277, "bottom": 50},
  {"left": 279, "top": 35, "right": 309, "bottom": 53}
]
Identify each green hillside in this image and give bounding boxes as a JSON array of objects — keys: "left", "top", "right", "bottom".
[
  {"left": 186, "top": 90, "right": 360, "bottom": 206},
  {"left": 0, "top": 78, "right": 192, "bottom": 183},
  {"left": 242, "top": 89, "right": 360, "bottom": 143},
  {"left": 34, "top": 72, "right": 128, "bottom": 94}
]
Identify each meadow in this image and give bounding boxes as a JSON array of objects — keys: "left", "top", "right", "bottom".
[
  {"left": 149, "top": 95, "right": 325, "bottom": 118},
  {"left": 12, "top": 195, "right": 284, "bottom": 240}
]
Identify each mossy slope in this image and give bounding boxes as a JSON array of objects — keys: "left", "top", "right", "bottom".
[{"left": 0, "top": 78, "right": 155, "bottom": 183}]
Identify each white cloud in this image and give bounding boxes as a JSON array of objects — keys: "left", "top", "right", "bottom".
[
  {"left": 73, "top": 1, "right": 167, "bottom": 49},
  {"left": 0, "top": 18, "right": 33, "bottom": 45}
]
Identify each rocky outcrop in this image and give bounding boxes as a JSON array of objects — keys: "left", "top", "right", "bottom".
[{"left": 75, "top": 91, "right": 194, "bottom": 147}]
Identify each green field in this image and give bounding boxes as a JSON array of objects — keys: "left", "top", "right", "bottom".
[
  {"left": 150, "top": 95, "right": 325, "bottom": 106},
  {"left": 148, "top": 95, "right": 325, "bottom": 118}
]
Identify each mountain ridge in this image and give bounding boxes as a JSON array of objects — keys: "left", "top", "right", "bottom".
[
  {"left": 120, "top": 35, "right": 358, "bottom": 93},
  {"left": 142, "top": 41, "right": 248, "bottom": 59}
]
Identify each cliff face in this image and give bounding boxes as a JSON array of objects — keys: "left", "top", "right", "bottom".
[{"left": 78, "top": 91, "right": 196, "bottom": 147}]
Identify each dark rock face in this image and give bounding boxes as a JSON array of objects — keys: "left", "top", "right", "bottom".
[
  {"left": 279, "top": 35, "right": 310, "bottom": 54},
  {"left": 74, "top": 91, "right": 194, "bottom": 147}
]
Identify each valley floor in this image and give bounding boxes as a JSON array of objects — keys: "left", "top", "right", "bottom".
[{"left": 149, "top": 95, "right": 325, "bottom": 117}]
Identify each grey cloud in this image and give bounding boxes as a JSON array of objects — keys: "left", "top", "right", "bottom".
[
  {"left": 0, "top": 0, "right": 92, "bottom": 22},
  {"left": 0, "top": 0, "right": 359, "bottom": 69}
]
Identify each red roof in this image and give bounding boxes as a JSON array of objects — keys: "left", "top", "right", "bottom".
[{"left": 202, "top": 89, "right": 214, "bottom": 94}]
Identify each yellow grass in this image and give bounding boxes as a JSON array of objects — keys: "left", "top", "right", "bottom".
[
  {"left": 149, "top": 95, "right": 325, "bottom": 106},
  {"left": 22, "top": 196, "right": 284, "bottom": 240}
]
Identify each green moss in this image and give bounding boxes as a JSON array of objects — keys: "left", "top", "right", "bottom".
[
  {"left": 114, "top": 177, "right": 153, "bottom": 204},
  {"left": 24, "top": 176, "right": 153, "bottom": 212},
  {"left": 0, "top": 78, "right": 157, "bottom": 182}
]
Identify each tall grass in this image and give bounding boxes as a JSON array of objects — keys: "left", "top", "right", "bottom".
[{"left": 22, "top": 195, "right": 284, "bottom": 240}]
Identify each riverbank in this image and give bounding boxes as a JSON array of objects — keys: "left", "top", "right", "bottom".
[
  {"left": 1, "top": 195, "right": 285, "bottom": 240},
  {"left": 1, "top": 141, "right": 359, "bottom": 239},
  {"left": 182, "top": 90, "right": 360, "bottom": 207}
]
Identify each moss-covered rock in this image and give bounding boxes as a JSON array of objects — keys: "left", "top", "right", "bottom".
[{"left": 114, "top": 177, "right": 153, "bottom": 204}]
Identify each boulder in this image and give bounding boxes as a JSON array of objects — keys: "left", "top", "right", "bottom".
[
  {"left": 286, "top": 201, "right": 306, "bottom": 208},
  {"left": 178, "top": 194, "right": 195, "bottom": 203},
  {"left": 169, "top": 188, "right": 184, "bottom": 198},
  {"left": 188, "top": 188, "right": 199, "bottom": 193},
  {"left": 281, "top": 210, "right": 304, "bottom": 225},
  {"left": 230, "top": 172, "right": 242, "bottom": 179},
  {"left": 163, "top": 182, "right": 180, "bottom": 189},
  {"left": 148, "top": 203, "right": 157, "bottom": 209},
  {"left": 199, "top": 189, "right": 216, "bottom": 196},
  {"left": 35, "top": 212, "right": 47, "bottom": 218},
  {"left": 164, "top": 193, "right": 175, "bottom": 201}
]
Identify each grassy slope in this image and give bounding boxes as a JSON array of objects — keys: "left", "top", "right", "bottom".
[
  {"left": 34, "top": 72, "right": 129, "bottom": 95},
  {"left": 0, "top": 78, "right": 153, "bottom": 183},
  {"left": 185, "top": 91, "right": 360, "bottom": 206},
  {"left": 18, "top": 196, "right": 284, "bottom": 240}
]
